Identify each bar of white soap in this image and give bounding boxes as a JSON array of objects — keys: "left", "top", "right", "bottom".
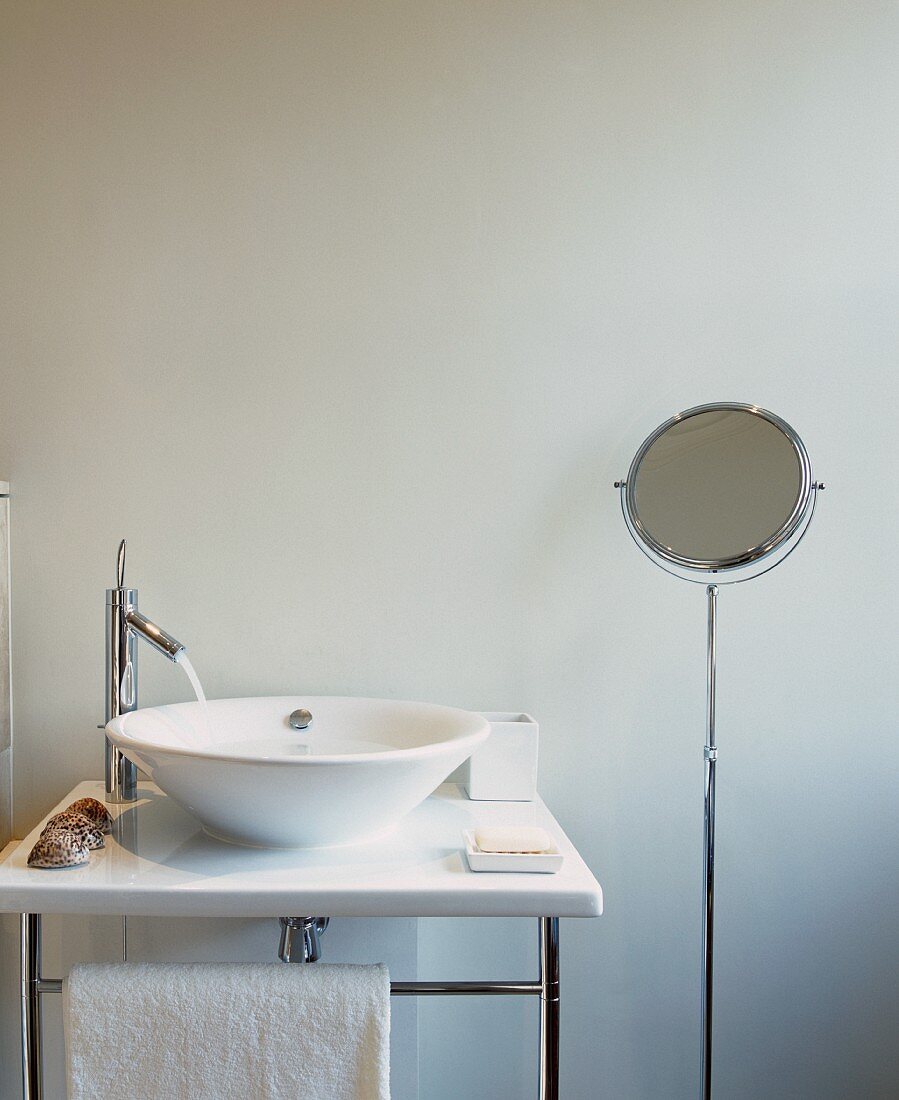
[{"left": 474, "top": 826, "right": 552, "bottom": 854}]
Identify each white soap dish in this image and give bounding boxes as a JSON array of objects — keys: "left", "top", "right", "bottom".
[{"left": 463, "top": 831, "right": 563, "bottom": 874}]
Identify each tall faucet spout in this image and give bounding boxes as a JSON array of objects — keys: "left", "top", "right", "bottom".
[
  {"left": 105, "top": 539, "right": 186, "bottom": 803},
  {"left": 125, "top": 610, "right": 185, "bottom": 661}
]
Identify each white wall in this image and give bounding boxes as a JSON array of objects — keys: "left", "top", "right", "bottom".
[{"left": 2, "top": 2, "right": 898, "bottom": 1097}]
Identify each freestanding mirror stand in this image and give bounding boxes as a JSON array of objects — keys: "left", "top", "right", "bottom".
[{"left": 615, "top": 403, "right": 823, "bottom": 1100}]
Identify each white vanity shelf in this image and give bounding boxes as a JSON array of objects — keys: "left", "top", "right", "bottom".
[{"left": 0, "top": 780, "right": 603, "bottom": 1100}]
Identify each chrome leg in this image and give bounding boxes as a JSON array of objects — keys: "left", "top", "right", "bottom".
[
  {"left": 21, "top": 914, "right": 43, "bottom": 1100},
  {"left": 539, "top": 917, "right": 560, "bottom": 1100},
  {"left": 701, "top": 585, "right": 718, "bottom": 1100}
]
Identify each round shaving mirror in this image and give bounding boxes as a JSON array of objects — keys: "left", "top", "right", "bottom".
[
  {"left": 620, "top": 403, "right": 817, "bottom": 581},
  {"left": 616, "top": 401, "right": 823, "bottom": 1100}
]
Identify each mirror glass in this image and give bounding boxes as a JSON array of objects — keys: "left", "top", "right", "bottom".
[{"left": 625, "top": 405, "right": 810, "bottom": 570}]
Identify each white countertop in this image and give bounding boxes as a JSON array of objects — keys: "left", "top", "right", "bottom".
[{"left": 0, "top": 781, "right": 603, "bottom": 919}]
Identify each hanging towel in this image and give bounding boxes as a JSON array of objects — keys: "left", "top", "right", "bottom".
[{"left": 63, "top": 962, "right": 390, "bottom": 1100}]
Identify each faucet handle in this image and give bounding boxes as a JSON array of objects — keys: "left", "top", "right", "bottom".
[{"left": 116, "top": 539, "right": 127, "bottom": 588}]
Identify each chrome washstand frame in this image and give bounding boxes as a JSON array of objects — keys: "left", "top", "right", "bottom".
[{"left": 20, "top": 913, "right": 561, "bottom": 1100}]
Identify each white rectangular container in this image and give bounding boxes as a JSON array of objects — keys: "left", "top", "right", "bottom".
[{"left": 465, "top": 712, "right": 539, "bottom": 801}]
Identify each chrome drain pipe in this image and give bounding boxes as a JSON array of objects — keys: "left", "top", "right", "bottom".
[{"left": 278, "top": 917, "right": 329, "bottom": 963}]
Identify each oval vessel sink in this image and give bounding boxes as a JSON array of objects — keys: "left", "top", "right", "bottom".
[{"left": 106, "top": 696, "right": 489, "bottom": 848}]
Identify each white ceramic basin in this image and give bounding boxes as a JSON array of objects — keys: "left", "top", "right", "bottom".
[{"left": 106, "top": 696, "right": 489, "bottom": 849}]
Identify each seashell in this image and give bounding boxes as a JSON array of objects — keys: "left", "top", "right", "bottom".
[
  {"left": 67, "top": 797, "right": 113, "bottom": 834},
  {"left": 28, "top": 832, "right": 90, "bottom": 868},
  {"left": 41, "top": 811, "right": 104, "bottom": 850}
]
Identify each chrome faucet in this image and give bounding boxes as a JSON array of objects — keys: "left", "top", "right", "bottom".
[{"left": 105, "top": 539, "right": 185, "bottom": 803}]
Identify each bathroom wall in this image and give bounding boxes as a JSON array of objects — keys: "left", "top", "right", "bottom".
[{"left": 2, "top": 2, "right": 898, "bottom": 1098}]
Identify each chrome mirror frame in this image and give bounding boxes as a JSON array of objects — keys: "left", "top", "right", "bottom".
[{"left": 617, "top": 402, "right": 822, "bottom": 584}]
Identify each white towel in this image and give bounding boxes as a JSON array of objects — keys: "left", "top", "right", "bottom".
[{"left": 63, "top": 962, "right": 390, "bottom": 1100}]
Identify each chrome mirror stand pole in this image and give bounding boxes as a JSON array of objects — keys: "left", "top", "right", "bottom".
[{"left": 701, "top": 585, "right": 718, "bottom": 1100}]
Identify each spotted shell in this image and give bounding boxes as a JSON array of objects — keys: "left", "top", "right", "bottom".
[
  {"left": 67, "top": 797, "right": 113, "bottom": 834},
  {"left": 41, "top": 811, "right": 104, "bottom": 850},
  {"left": 28, "top": 832, "right": 90, "bottom": 868}
]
